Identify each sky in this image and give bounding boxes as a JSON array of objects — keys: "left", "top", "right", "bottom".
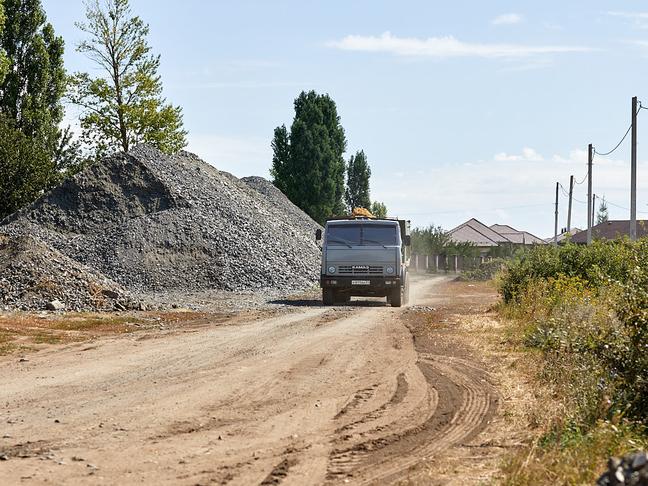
[{"left": 42, "top": 0, "right": 648, "bottom": 237}]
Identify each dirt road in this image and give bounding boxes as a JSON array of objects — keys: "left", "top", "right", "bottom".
[{"left": 0, "top": 277, "right": 499, "bottom": 485}]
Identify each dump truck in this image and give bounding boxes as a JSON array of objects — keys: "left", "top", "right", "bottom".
[{"left": 316, "top": 212, "right": 411, "bottom": 307}]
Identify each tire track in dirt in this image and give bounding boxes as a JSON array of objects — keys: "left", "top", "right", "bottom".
[{"left": 324, "top": 349, "right": 497, "bottom": 484}]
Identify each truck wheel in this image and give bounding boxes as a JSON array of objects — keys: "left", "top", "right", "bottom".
[
  {"left": 390, "top": 288, "right": 402, "bottom": 307},
  {"left": 322, "top": 289, "right": 334, "bottom": 306}
]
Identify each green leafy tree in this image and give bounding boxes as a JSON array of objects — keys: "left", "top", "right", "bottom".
[
  {"left": 0, "top": 0, "right": 75, "bottom": 219},
  {"left": 596, "top": 196, "right": 609, "bottom": 225},
  {"left": 0, "top": 0, "right": 74, "bottom": 174},
  {"left": 270, "top": 124, "right": 291, "bottom": 195},
  {"left": 371, "top": 201, "right": 387, "bottom": 218},
  {"left": 345, "top": 150, "right": 371, "bottom": 211},
  {"left": 411, "top": 225, "right": 450, "bottom": 255},
  {"left": 70, "top": 0, "right": 187, "bottom": 158},
  {"left": 0, "top": 115, "right": 53, "bottom": 219},
  {"left": 271, "top": 90, "right": 346, "bottom": 224},
  {"left": 0, "top": 4, "right": 8, "bottom": 82}
]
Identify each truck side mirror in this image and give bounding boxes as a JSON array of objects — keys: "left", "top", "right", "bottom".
[
  {"left": 316, "top": 229, "right": 322, "bottom": 241},
  {"left": 404, "top": 235, "right": 411, "bottom": 246}
]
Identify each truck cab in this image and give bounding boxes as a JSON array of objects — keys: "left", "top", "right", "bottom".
[{"left": 316, "top": 216, "right": 411, "bottom": 307}]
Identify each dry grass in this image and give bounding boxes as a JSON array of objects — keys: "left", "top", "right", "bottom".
[{"left": 0, "top": 310, "right": 231, "bottom": 357}]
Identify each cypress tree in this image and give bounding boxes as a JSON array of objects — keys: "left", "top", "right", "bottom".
[
  {"left": 345, "top": 150, "right": 371, "bottom": 211},
  {"left": 271, "top": 90, "right": 346, "bottom": 224}
]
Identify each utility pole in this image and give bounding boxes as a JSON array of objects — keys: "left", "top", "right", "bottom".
[
  {"left": 567, "top": 175, "right": 574, "bottom": 233},
  {"left": 630, "top": 96, "right": 638, "bottom": 240},
  {"left": 554, "top": 182, "right": 559, "bottom": 246},
  {"left": 587, "top": 144, "right": 593, "bottom": 244},
  {"left": 592, "top": 193, "right": 596, "bottom": 225}
]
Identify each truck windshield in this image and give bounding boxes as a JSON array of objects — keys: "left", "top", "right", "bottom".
[{"left": 327, "top": 224, "right": 398, "bottom": 246}]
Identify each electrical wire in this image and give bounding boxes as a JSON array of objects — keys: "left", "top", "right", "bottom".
[{"left": 593, "top": 103, "right": 642, "bottom": 157}]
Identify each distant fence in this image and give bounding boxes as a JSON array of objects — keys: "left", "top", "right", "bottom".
[{"left": 410, "top": 254, "right": 491, "bottom": 273}]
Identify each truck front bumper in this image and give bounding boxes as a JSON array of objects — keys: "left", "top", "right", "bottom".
[{"left": 320, "top": 276, "right": 401, "bottom": 296}]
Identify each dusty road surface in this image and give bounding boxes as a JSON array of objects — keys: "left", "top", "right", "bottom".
[{"left": 0, "top": 276, "right": 500, "bottom": 485}]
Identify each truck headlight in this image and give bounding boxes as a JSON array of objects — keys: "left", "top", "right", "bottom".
[
  {"left": 328, "top": 266, "right": 336, "bottom": 274},
  {"left": 386, "top": 266, "right": 395, "bottom": 274}
]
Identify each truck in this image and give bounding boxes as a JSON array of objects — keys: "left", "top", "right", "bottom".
[{"left": 316, "top": 214, "right": 411, "bottom": 307}]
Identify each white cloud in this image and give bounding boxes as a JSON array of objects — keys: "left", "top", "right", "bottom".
[
  {"left": 494, "top": 147, "right": 544, "bottom": 162},
  {"left": 607, "top": 11, "right": 648, "bottom": 28},
  {"left": 327, "top": 32, "right": 594, "bottom": 59},
  {"left": 371, "top": 148, "right": 648, "bottom": 237},
  {"left": 492, "top": 13, "right": 523, "bottom": 25}
]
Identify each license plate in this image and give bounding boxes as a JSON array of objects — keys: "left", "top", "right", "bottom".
[{"left": 351, "top": 280, "right": 370, "bottom": 286}]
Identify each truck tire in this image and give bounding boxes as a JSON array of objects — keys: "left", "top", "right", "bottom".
[
  {"left": 322, "top": 288, "right": 334, "bottom": 306},
  {"left": 390, "top": 287, "right": 402, "bottom": 307}
]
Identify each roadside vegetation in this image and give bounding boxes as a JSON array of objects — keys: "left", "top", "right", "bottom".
[{"left": 496, "top": 238, "right": 648, "bottom": 484}]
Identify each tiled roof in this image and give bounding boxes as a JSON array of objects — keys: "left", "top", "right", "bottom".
[
  {"left": 570, "top": 220, "right": 648, "bottom": 243},
  {"left": 490, "top": 224, "right": 546, "bottom": 245},
  {"left": 447, "top": 218, "right": 512, "bottom": 246}
]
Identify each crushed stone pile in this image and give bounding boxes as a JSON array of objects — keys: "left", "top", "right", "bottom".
[
  {"left": 598, "top": 451, "right": 648, "bottom": 485},
  {"left": 0, "top": 145, "right": 322, "bottom": 310},
  {"left": 0, "top": 234, "right": 134, "bottom": 312}
]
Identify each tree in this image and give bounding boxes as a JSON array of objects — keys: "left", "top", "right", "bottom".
[
  {"left": 0, "top": 4, "right": 8, "bottom": 83},
  {"left": 371, "top": 201, "right": 387, "bottom": 218},
  {"left": 411, "top": 225, "right": 450, "bottom": 255},
  {"left": 596, "top": 196, "right": 609, "bottom": 225},
  {"left": 345, "top": 150, "right": 371, "bottom": 211},
  {"left": 0, "top": 0, "right": 72, "bottom": 173},
  {"left": 269, "top": 124, "right": 291, "bottom": 195},
  {"left": 271, "top": 90, "right": 346, "bottom": 224},
  {"left": 70, "top": 0, "right": 187, "bottom": 158},
  {"left": 0, "top": 115, "right": 54, "bottom": 219}
]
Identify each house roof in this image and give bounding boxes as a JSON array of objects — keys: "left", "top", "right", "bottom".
[
  {"left": 570, "top": 220, "right": 648, "bottom": 244},
  {"left": 544, "top": 228, "right": 583, "bottom": 244},
  {"left": 490, "top": 224, "right": 546, "bottom": 245},
  {"left": 447, "top": 218, "right": 512, "bottom": 246}
]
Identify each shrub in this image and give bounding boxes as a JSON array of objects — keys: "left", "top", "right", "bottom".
[{"left": 499, "top": 238, "right": 648, "bottom": 423}]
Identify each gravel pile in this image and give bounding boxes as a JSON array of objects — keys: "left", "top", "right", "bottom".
[
  {"left": 0, "top": 145, "right": 322, "bottom": 309},
  {"left": 0, "top": 234, "right": 134, "bottom": 312},
  {"left": 241, "top": 176, "right": 320, "bottom": 238},
  {"left": 598, "top": 451, "right": 648, "bottom": 485}
]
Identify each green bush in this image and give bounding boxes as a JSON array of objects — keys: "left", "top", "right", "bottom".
[
  {"left": 0, "top": 116, "right": 56, "bottom": 220},
  {"left": 499, "top": 238, "right": 648, "bottom": 424},
  {"left": 457, "top": 258, "right": 506, "bottom": 281}
]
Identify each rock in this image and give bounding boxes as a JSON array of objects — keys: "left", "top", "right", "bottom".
[
  {"left": 632, "top": 452, "right": 648, "bottom": 470},
  {"left": 0, "top": 453, "right": 8, "bottom": 460},
  {"left": 46, "top": 300, "right": 65, "bottom": 311},
  {"left": 599, "top": 451, "right": 648, "bottom": 486},
  {"left": 101, "top": 289, "right": 120, "bottom": 299}
]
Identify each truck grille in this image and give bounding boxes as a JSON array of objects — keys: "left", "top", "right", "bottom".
[{"left": 338, "top": 265, "right": 384, "bottom": 275}]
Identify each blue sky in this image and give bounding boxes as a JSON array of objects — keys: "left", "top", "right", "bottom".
[{"left": 43, "top": 1, "right": 648, "bottom": 237}]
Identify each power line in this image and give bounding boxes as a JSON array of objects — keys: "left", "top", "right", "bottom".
[{"left": 593, "top": 103, "right": 642, "bottom": 157}]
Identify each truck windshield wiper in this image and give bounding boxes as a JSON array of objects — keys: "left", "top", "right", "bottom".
[
  {"left": 328, "top": 237, "right": 353, "bottom": 248},
  {"left": 362, "top": 238, "right": 388, "bottom": 249}
]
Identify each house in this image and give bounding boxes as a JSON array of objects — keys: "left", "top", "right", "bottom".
[
  {"left": 544, "top": 228, "right": 583, "bottom": 244},
  {"left": 570, "top": 220, "right": 648, "bottom": 244},
  {"left": 490, "top": 224, "right": 546, "bottom": 245},
  {"left": 446, "top": 218, "right": 544, "bottom": 256}
]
